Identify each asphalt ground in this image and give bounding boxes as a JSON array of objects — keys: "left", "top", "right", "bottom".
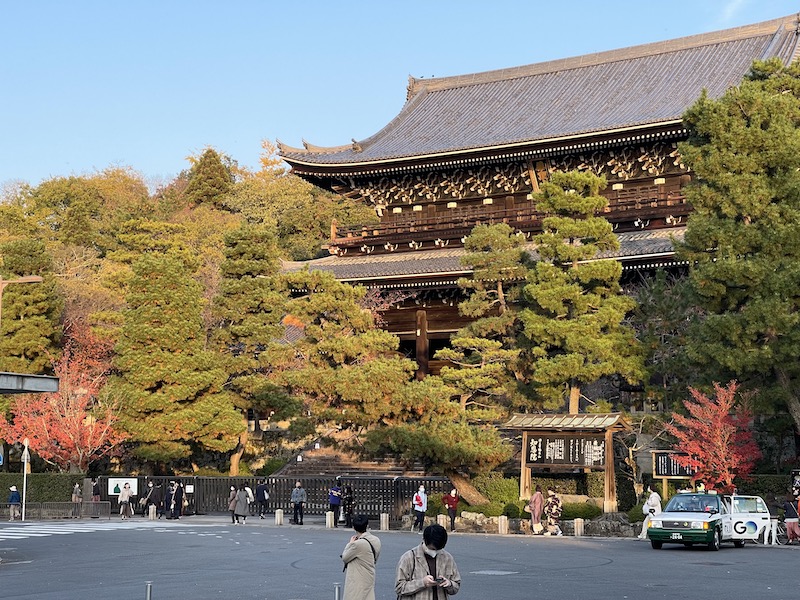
[{"left": 1, "top": 514, "right": 799, "bottom": 600}]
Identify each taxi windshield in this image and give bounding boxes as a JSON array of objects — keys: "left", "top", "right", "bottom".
[{"left": 664, "top": 494, "right": 720, "bottom": 513}]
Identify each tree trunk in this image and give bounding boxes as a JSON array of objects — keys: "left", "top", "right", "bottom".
[
  {"left": 229, "top": 425, "right": 248, "bottom": 476},
  {"left": 568, "top": 384, "right": 581, "bottom": 414},
  {"left": 447, "top": 472, "right": 489, "bottom": 505}
]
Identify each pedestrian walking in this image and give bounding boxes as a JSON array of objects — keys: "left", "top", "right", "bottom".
[
  {"left": 543, "top": 487, "right": 563, "bottom": 536},
  {"left": 782, "top": 494, "right": 800, "bottom": 544},
  {"left": 341, "top": 514, "right": 381, "bottom": 600},
  {"left": 8, "top": 486, "right": 21, "bottom": 521},
  {"left": 170, "top": 480, "right": 184, "bottom": 519},
  {"left": 118, "top": 482, "right": 133, "bottom": 519},
  {"left": 442, "top": 489, "right": 459, "bottom": 532},
  {"left": 144, "top": 480, "right": 162, "bottom": 520},
  {"left": 412, "top": 485, "right": 427, "bottom": 533},
  {"left": 256, "top": 479, "right": 270, "bottom": 519},
  {"left": 638, "top": 485, "right": 662, "bottom": 539},
  {"left": 329, "top": 479, "right": 343, "bottom": 527},
  {"left": 234, "top": 483, "right": 249, "bottom": 525},
  {"left": 527, "top": 485, "right": 544, "bottom": 534},
  {"left": 228, "top": 486, "right": 238, "bottom": 524},
  {"left": 395, "top": 524, "right": 461, "bottom": 599},
  {"left": 291, "top": 481, "right": 307, "bottom": 525}
]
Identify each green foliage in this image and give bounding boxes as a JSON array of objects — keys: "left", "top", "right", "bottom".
[
  {"left": 473, "top": 472, "right": 521, "bottom": 504},
  {"left": 468, "top": 502, "right": 505, "bottom": 517},
  {"left": 628, "top": 503, "right": 646, "bottom": 523},
  {"left": 0, "top": 473, "right": 83, "bottom": 502},
  {"left": 255, "top": 458, "right": 286, "bottom": 476},
  {"left": 561, "top": 502, "right": 603, "bottom": 520},
  {"left": 521, "top": 170, "right": 644, "bottom": 411},
  {"left": 111, "top": 252, "right": 243, "bottom": 465},
  {"left": 678, "top": 58, "right": 800, "bottom": 429},
  {"left": 0, "top": 239, "right": 63, "bottom": 373},
  {"left": 184, "top": 148, "right": 233, "bottom": 207},
  {"left": 503, "top": 502, "right": 521, "bottom": 518}
]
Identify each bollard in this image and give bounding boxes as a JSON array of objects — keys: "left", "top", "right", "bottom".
[
  {"left": 275, "top": 508, "right": 284, "bottom": 526},
  {"left": 498, "top": 515, "right": 508, "bottom": 535},
  {"left": 145, "top": 581, "right": 152, "bottom": 600},
  {"left": 573, "top": 518, "right": 584, "bottom": 537},
  {"left": 333, "top": 582, "right": 342, "bottom": 600},
  {"left": 148, "top": 504, "right": 156, "bottom": 520},
  {"left": 436, "top": 514, "right": 447, "bottom": 528},
  {"left": 380, "top": 513, "right": 389, "bottom": 531},
  {"left": 326, "top": 510, "right": 335, "bottom": 528}
]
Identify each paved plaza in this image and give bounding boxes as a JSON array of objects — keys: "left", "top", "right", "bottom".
[{"left": 1, "top": 515, "right": 799, "bottom": 599}]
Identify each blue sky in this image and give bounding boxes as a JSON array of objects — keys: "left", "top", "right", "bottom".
[{"left": 1, "top": 0, "right": 798, "bottom": 189}]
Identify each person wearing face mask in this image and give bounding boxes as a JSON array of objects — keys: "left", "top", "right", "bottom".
[
  {"left": 396, "top": 524, "right": 461, "bottom": 599},
  {"left": 412, "top": 485, "right": 427, "bottom": 533},
  {"left": 291, "top": 480, "right": 307, "bottom": 525}
]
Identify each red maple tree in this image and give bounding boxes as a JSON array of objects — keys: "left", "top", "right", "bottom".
[
  {"left": 0, "top": 327, "right": 127, "bottom": 472},
  {"left": 666, "top": 380, "right": 761, "bottom": 492}
]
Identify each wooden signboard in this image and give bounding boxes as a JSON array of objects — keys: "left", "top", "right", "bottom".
[
  {"left": 652, "top": 451, "right": 695, "bottom": 479},
  {"left": 526, "top": 434, "right": 606, "bottom": 468}
]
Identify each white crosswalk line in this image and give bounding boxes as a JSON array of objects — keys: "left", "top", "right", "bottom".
[{"left": 0, "top": 519, "right": 168, "bottom": 541}]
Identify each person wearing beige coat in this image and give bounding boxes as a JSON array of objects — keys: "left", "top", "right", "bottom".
[
  {"left": 341, "top": 515, "right": 381, "bottom": 600},
  {"left": 396, "top": 524, "right": 460, "bottom": 599}
]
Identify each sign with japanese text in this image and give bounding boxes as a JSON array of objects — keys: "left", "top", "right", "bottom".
[
  {"left": 526, "top": 434, "right": 605, "bottom": 467},
  {"left": 653, "top": 451, "right": 696, "bottom": 478}
]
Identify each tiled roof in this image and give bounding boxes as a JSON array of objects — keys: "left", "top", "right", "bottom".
[
  {"left": 503, "top": 413, "right": 627, "bottom": 431},
  {"left": 282, "top": 228, "right": 685, "bottom": 283},
  {"left": 280, "top": 16, "right": 800, "bottom": 169}
]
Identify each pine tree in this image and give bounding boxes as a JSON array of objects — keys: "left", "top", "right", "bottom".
[
  {"left": 678, "top": 58, "right": 800, "bottom": 432},
  {"left": 184, "top": 148, "right": 233, "bottom": 207},
  {"left": 111, "top": 251, "right": 242, "bottom": 465},
  {"left": 0, "top": 238, "right": 63, "bottom": 374},
  {"left": 212, "top": 224, "right": 296, "bottom": 474},
  {"left": 520, "top": 171, "right": 643, "bottom": 412}
]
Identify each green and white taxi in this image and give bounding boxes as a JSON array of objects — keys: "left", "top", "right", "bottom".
[{"left": 646, "top": 492, "right": 770, "bottom": 550}]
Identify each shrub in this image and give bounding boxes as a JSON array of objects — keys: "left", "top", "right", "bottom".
[
  {"left": 473, "top": 472, "right": 520, "bottom": 504},
  {"left": 628, "top": 503, "right": 646, "bottom": 523},
  {"left": 561, "top": 502, "right": 602, "bottom": 520},
  {"left": 503, "top": 503, "right": 521, "bottom": 518},
  {"left": 254, "top": 458, "right": 285, "bottom": 477},
  {"left": 468, "top": 502, "right": 505, "bottom": 517}
]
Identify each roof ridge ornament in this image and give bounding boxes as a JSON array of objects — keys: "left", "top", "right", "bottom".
[{"left": 352, "top": 139, "right": 363, "bottom": 153}]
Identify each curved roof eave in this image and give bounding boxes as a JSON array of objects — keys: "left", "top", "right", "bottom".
[{"left": 284, "top": 119, "right": 685, "bottom": 171}]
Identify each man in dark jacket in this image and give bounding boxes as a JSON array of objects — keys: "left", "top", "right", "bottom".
[
  {"left": 255, "top": 480, "right": 269, "bottom": 519},
  {"left": 8, "top": 486, "right": 21, "bottom": 521}
]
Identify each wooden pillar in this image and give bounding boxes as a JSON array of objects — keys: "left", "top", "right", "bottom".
[
  {"left": 520, "top": 431, "right": 531, "bottom": 499},
  {"left": 415, "top": 310, "right": 429, "bottom": 380},
  {"left": 603, "top": 428, "right": 618, "bottom": 513}
]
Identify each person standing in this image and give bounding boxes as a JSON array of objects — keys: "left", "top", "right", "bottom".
[
  {"left": 341, "top": 514, "right": 381, "bottom": 600},
  {"left": 145, "top": 480, "right": 162, "bottom": 520},
  {"left": 543, "top": 487, "right": 563, "bottom": 536},
  {"left": 171, "top": 480, "right": 184, "bottom": 519},
  {"left": 234, "top": 483, "right": 249, "bottom": 525},
  {"left": 291, "top": 481, "right": 307, "bottom": 525},
  {"left": 412, "top": 485, "right": 427, "bottom": 533},
  {"left": 118, "top": 482, "right": 133, "bottom": 520},
  {"left": 91, "top": 478, "right": 101, "bottom": 502},
  {"left": 782, "top": 494, "right": 800, "bottom": 544},
  {"left": 329, "top": 479, "right": 343, "bottom": 527},
  {"left": 395, "top": 524, "right": 461, "bottom": 599},
  {"left": 8, "top": 486, "right": 21, "bottom": 521},
  {"left": 527, "top": 485, "right": 544, "bottom": 534},
  {"left": 341, "top": 484, "right": 355, "bottom": 528},
  {"left": 163, "top": 482, "right": 173, "bottom": 520},
  {"left": 255, "top": 479, "right": 270, "bottom": 519},
  {"left": 71, "top": 482, "right": 83, "bottom": 518},
  {"left": 441, "top": 489, "right": 459, "bottom": 532},
  {"left": 638, "top": 485, "right": 662, "bottom": 539}
]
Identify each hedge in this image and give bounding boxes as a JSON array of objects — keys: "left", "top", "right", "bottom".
[{"left": 0, "top": 473, "right": 85, "bottom": 502}]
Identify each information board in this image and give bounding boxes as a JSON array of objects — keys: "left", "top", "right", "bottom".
[
  {"left": 526, "top": 434, "right": 605, "bottom": 467},
  {"left": 653, "top": 451, "right": 695, "bottom": 478}
]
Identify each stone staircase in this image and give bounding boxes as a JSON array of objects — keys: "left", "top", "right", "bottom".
[{"left": 274, "top": 445, "right": 427, "bottom": 478}]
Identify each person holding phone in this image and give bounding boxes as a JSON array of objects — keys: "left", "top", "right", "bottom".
[{"left": 395, "top": 524, "right": 461, "bottom": 599}]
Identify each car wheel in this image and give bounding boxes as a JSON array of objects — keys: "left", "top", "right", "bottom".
[
  {"left": 733, "top": 540, "right": 745, "bottom": 548},
  {"left": 708, "top": 528, "right": 721, "bottom": 551},
  {"left": 651, "top": 540, "right": 663, "bottom": 549}
]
